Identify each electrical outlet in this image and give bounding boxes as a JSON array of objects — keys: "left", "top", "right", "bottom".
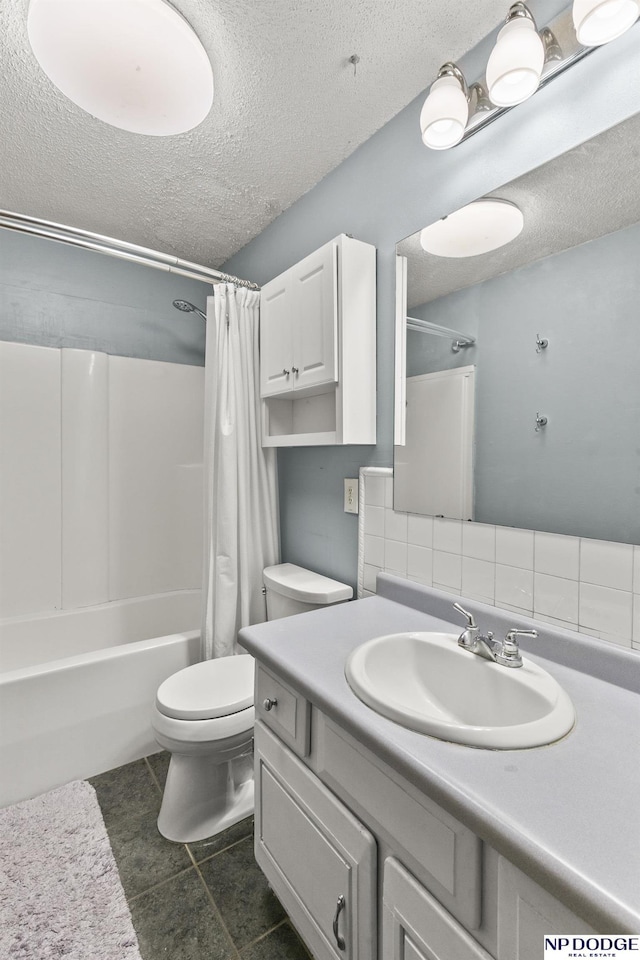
[{"left": 344, "top": 478, "right": 359, "bottom": 514}]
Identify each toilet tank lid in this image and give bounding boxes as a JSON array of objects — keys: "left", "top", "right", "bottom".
[
  {"left": 263, "top": 563, "right": 353, "bottom": 605},
  {"left": 156, "top": 655, "right": 254, "bottom": 721}
]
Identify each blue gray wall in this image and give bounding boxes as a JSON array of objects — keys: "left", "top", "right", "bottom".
[
  {"left": 0, "top": 230, "right": 208, "bottom": 365},
  {"left": 223, "top": 18, "right": 640, "bottom": 589},
  {"left": 406, "top": 223, "right": 640, "bottom": 543}
]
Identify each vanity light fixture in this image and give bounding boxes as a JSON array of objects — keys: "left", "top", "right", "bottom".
[
  {"left": 27, "top": 0, "right": 214, "bottom": 136},
  {"left": 486, "top": 4, "right": 545, "bottom": 106},
  {"left": 420, "top": 64, "right": 491, "bottom": 150},
  {"left": 420, "top": 64, "right": 470, "bottom": 150},
  {"left": 419, "top": 199, "right": 524, "bottom": 258},
  {"left": 420, "top": 0, "right": 639, "bottom": 149},
  {"left": 572, "top": 0, "right": 640, "bottom": 45}
]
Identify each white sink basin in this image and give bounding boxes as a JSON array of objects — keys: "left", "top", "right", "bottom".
[{"left": 345, "top": 631, "right": 575, "bottom": 749}]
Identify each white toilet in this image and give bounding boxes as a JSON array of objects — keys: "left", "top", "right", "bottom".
[{"left": 152, "top": 563, "right": 352, "bottom": 842}]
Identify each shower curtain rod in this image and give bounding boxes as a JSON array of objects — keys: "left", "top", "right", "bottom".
[
  {"left": 406, "top": 315, "right": 475, "bottom": 349},
  {"left": 0, "top": 209, "right": 260, "bottom": 291}
]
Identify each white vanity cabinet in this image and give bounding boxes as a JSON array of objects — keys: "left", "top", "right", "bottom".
[
  {"left": 496, "top": 860, "right": 596, "bottom": 960},
  {"left": 252, "top": 662, "right": 601, "bottom": 960},
  {"left": 259, "top": 234, "right": 376, "bottom": 446},
  {"left": 383, "top": 858, "right": 493, "bottom": 960},
  {"left": 254, "top": 722, "right": 377, "bottom": 960}
]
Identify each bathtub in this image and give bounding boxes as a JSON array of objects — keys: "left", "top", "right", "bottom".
[{"left": 0, "top": 591, "right": 201, "bottom": 807}]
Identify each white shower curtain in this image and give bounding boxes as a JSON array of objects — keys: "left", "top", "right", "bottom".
[{"left": 200, "top": 284, "right": 279, "bottom": 660}]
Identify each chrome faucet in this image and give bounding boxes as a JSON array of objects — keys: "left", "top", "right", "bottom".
[{"left": 452, "top": 603, "right": 537, "bottom": 668}]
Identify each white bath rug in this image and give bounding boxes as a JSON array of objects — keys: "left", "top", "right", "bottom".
[{"left": 0, "top": 779, "right": 142, "bottom": 960}]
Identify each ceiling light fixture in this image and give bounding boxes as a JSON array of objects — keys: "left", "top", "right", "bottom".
[
  {"left": 486, "top": 4, "right": 545, "bottom": 106},
  {"left": 572, "top": 0, "right": 640, "bottom": 45},
  {"left": 419, "top": 199, "right": 524, "bottom": 258},
  {"left": 419, "top": 0, "right": 639, "bottom": 150},
  {"left": 27, "top": 0, "right": 214, "bottom": 136}
]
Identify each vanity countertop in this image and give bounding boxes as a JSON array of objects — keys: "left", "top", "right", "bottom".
[{"left": 239, "top": 575, "right": 640, "bottom": 934}]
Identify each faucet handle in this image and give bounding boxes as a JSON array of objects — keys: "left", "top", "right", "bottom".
[
  {"left": 496, "top": 628, "right": 538, "bottom": 668},
  {"left": 452, "top": 602, "right": 477, "bottom": 629}
]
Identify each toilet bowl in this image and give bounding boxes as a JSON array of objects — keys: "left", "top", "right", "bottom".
[{"left": 152, "top": 563, "right": 352, "bottom": 843}]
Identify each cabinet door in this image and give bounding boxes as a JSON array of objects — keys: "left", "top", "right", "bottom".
[
  {"left": 255, "top": 722, "right": 376, "bottom": 960},
  {"left": 497, "top": 859, "right": 597, "bottom": 960},
  {"left": 383, "top": 858, "right": 492, "bottom": 960},
  {"left": 291, "top": 241, "right": 338, "bottom": 392},
  {"left": 260, "top": 270, "right": 293, "bottom": 397}
]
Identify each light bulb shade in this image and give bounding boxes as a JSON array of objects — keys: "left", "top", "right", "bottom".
[
  {"left": 420, "top": 199, "right": 524, "bottom": 258},
  {"left": 572, "top": 0, "right": 639, "bottom": 45},
  {"left": 27, "top": 0, "right": 214, "bottom": 136},
  {"left": 420, "top": 75, "right": 469, "bottom": 150},
  {"left": 486, "top": 17, "right": 544, "bottom": 107}
]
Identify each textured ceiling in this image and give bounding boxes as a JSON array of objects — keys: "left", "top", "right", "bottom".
[
  {"left": 0, "top": 0, "right": 511, "bottom": 269},
  {"left": 398, "top": 111, "right": 640, "bottom": 308}
]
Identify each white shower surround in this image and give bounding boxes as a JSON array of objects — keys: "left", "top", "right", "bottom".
[{"left": 0, "top": 341, "right": 206, "bottom": 805}]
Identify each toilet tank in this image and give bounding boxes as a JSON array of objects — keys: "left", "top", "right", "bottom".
[{"left": 263, "top": 563, "right": 353, "bottom": 620}]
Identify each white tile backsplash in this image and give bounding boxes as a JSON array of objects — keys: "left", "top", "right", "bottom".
[
  {"left": 359, "top": 468, "right": 640, "bottom": 650},
  {"left": 433, "top": 518, "right": 462, "bottom": 554},
  {"left": 384, "top": 477, "right": 394, "bottom": 509},
  {"left": 535, "top": 531, "right": 580, "bottom": 580},
  {"left": 495, "top": 564, "right": 534, "bottom": 613},
  {"left": 433, "top": 551, "right": 462, "bottom": 590},
  {"left": 534, "top": 572, "right": 579, "bottom": 624},
  {"left": 363, "top": 534, "right": 385, "bottom": 567},
  {"left": 578, "top": 582, "right": 633, "bottom": 639},
  {"left": 580, "top": 539, "right": 633, "bottom": 592},
  {"left": 407, "top": 514, "right": 433, "bottom": 548},
  {"left": 363, "top": 563, "right": 382, "bottom": 593},
  {"left": 462, "top": 523, "right": 495, "bottom": 562},
  {"left": 407, "top": 544, "right": 433, "bottom": 584},
  {"left": 384, "top": 508, "right": 408, "bottom": 543},
  {"left": 495, "top": 526, "right": 534, "bottom": 570},
  {"left": 593, "top": 630, "right": 632, "bottom": 649},
  {"left": 365, "top": 476, "right": 386, "bottom": 507},
  {"left": 363, "top": 504, "right": 385, "bottom": 537},
  {"left": 461, "top": 557, "right": 495, "bottom": 603},
  {"left": 384, "top": 538, "right": 407, "bottom": 576}
]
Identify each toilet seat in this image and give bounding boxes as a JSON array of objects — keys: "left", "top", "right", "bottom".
[
  {"left": 156, "top": 655, "right": 254, "bottom": 721},
  {"left": 152, "top": 704, "right": 255, "bottom": 745}
]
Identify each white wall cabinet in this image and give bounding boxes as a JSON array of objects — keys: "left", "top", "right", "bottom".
[
  {"left": 260, "top": 241, "right": 337, "bottom": 398},
  {"left": 259, "top": 234, "right": 376, "bottom": 446}
]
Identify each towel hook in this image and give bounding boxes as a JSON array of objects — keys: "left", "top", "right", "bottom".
[{"left": 535, "top": 413, "right": 548, "bottom": 432}]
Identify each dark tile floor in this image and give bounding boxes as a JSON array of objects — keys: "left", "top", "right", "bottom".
[{"left": 88, "top": 753, "right": 313, "bottom": 960}]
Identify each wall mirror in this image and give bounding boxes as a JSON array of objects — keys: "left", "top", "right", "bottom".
[{"left": 394, "top": 111, "right": 640, "bottom": 545}]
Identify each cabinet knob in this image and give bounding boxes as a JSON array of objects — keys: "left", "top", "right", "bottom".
[
  {"left": 263, "top": 697, "right": 278, "bottom": 712},
  {"left": 332, "top": 894, "right": 346, "bottom": 950},
  {"left": 283, "top": 368, "right": 290, "bottom": 377},
  {"left": 291, "top": 366, "right": 299, "bottom": 375}
]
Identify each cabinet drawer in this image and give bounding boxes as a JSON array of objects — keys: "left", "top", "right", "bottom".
[
  {"left": 255, "top": 722, "right": 376, "bottom": 960},
  {"left": 497, "top": 859, "right": 597, "bottom": 960},
  {"left": 315, "top": 714, "right": 481, "bottom": 930},
  {"left": 255, "top": 663, "right": 311, "bottom": 757},
  {"left": 383, "top": 858, "right": 492, "bottom": 960}
]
